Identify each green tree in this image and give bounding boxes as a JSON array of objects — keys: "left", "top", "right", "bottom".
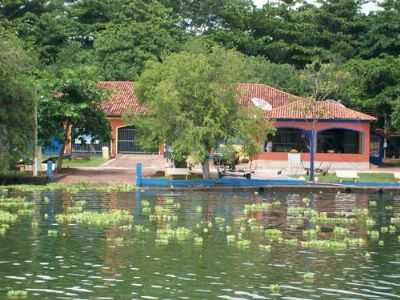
[
  {"left": 344, "top": 57, "right": 400, "bottom": 131},
  {"left": 94, "top": 0, "right": 185, "bottom": 80},
  {"left": 131, "top": 46, "right": 273, "bottom": 178},
  {"left": 361, "top": 0, "right": 400, "bottom": 58},
  {"left": 39, "top": 44, "right": 110, "bottom": 171},
  {"left": 0, "top": 26, "right": 36, "bottom": 172}
]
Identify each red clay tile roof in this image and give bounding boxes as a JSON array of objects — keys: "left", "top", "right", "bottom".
[
  {"left": 237, "top": 83, "right": 301, "bottom": 108},
  {"left": 98, "top": 81, "right": 146, "bottom": 117},
  {"left": 98, "top": 81, "right": 375, "bottom": 121},
  {"left": 266, "top": 99, "right": 376, "bottom": 121}
]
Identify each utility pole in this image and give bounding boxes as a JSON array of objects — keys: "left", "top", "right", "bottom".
[{"left": 33, "top": 86, "right": 39, "bottom": 177}]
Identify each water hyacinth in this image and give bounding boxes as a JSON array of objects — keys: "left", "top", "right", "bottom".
[
  {"left": 269, "top": 284, "right": 281, "bottom": 294},
  {"left": 215, "top": 217, "right": 225, "bottom": 224},
  {"left": 333, "top": 227, "right": 350, "bottom": 239},
  {"left": 368, "top": 230, "right": 380, "bottom": 240},
  {"left": 301, "top": 240, "right": 348, "bottom": 250},
  {"left": 244, "top": 202, "right": 271, "bottom": 213},
  {"left": 236, "top": 239, "right": 251, "bottom": 249},
  {"left": 0, "top": 210, "right": 18, "bottom": 224},
  {"left": 303, "top": 229, "right": 318, "bottom": 240},
  {"left": 0, "top": 197, "right": 33, "bottom": 212},
  {"left": 391, "top": 217, "right": 400, "bottom": 225},
  {"left": 303, "top": 272, "right": 315, "bottom": 282},
  {"left": 226, "top": 235, "right": 236, "bottom": 243},
  {"left": 259, "top": 244, "right": 271, "bottom": 252},
  {"left": 7, "top": 290, "right": 28, "bottom": 299},
  {"left": 156, "top": 227, "right": 192, "bottom": 242},
  {"left": 4, "top": 183, "right": 136, "bottom": 193},
  {"left": 194, "top": 236, "right": 203, "bottom": 246},
  {"left": 265, "top": 229, "right": 283, "bottom": 241},
  {"left": 56, "top": 210, "right": 132, "bottom": 227},
  {"left": 47, "top": 229, "right": 58, "bottom": 237}
]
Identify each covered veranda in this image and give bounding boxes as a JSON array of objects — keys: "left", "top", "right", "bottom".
[{"left": 255, "top": 120, "right": 372, "bottom": 171}]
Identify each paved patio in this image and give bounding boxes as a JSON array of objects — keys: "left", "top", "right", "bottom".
[{"left": 56, "top": 154, "right": 166, "bottom": 184}]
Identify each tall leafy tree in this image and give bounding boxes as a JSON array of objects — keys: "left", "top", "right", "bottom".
[
  {"left": 361, "top": 0, "right": 400, "bottom": 58},
  {"left": 344, "top": 57, "right": 400, "bottom": 131},
  {"left": 132, "top": 46, "right": 273, "bottom": 178},
  {"left": 94, "top": 0, "right": 185, "bottom": 80},
  {"left": 0, "top": 26, "right": 36, "bottom": 172},
  {"left": 39, "top": 44, "right": 110, "bottom": 171}
]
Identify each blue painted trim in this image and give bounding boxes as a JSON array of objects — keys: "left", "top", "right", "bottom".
[
  {"left": 339, "top": 181, "right": 400, "bottom": 187},
  {"left": 276, "top": 119, "right": 370, "bottom": 123},
  {"left": 136, "top": 163, "right": 143, "bottom": 186},
  {"left": 139, "top": 177, "right": 306, "bottom": 187}
]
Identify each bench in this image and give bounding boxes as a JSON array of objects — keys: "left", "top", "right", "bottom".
[
  {"left": 165, "top": 168, "right": 191, "bottom": 179},
  {"left": 336, "top": 170, "right": 359, "bottom": 182}
]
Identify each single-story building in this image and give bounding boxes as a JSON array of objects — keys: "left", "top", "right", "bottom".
[{"left": 71, "top": 81, "right": 376, "bottom": 171}]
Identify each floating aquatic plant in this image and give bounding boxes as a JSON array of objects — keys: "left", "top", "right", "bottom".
[
  {"left": 7, "top": 290, "right": 28, "bottom": 299},
  {"left": 303, "top": 229, "right": 318, "bottom": 240},
  {"left": 301, "top": 240, "right": 348, "bottom": 250},
  {"left": 215, "top": 217, "right": 225, "bottom": 224},
  {"left": 269, "top": 284, "right": 281, "bottom": 294},
  {"left": 56, "top": 210, "right": 133, "bottom": 227},
  {"left": 236, "top": 239, "right": 251, "bottom": 249},
  {"left": 226, "top": 235, "right": 236, "bottom": 243},
  {"left": 284, "top": 238, "right": 298, "bottom": 247},
  {"left": 391, "top": 217, "right": 400, "bottom": 225},
  {"left": 368, "top": 230, "right": 380, "bottom": 240},
  {"left": 378, "top": 240, "right": 385, "bottom": 246},
  {"left": 265, "top": 229, "right": 283, "bottom": 242},
  {"left": 333, "top": 227, "right": 350, "bottom": 239},
  {"left": 259, "top": 244, "right": 271, "bottom": 252},
  {"left": 0, "top": 210, "right": 18, "bottom": 224},
  {"left": 48, "top": 229, "right": 58, "bottom": 237},
  {"left": 303, "top": 272, "right": 315, "bottom": 282},
  {"left": 194, "top": 236, "right": 203, "bottom": 246}
]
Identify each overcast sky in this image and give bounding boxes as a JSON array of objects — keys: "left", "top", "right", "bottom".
[{"left": 253, "top": 0, "right": 379, "bottom": 13}]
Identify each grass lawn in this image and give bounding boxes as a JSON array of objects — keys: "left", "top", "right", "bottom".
[
  {"left": 62, "top": 156, "right": 107, "bottom": 168},
  {"left": 313, "top": 172, "right": 398, "bottom": 183}
]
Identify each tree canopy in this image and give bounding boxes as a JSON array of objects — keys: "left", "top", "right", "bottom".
[
  {"left": 0, "top": 25, "right": 35, "bottom": 172},
  {"left": 132, "top": 46, "right": 274, "bottom": 178}
]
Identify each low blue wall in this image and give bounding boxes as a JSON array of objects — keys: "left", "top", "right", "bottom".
[
  {"left": 135, "top": 163, "right": 400, "bottom": 189},
  {"left": 135, "top": 163, "right": 305, "bottom": 188}
]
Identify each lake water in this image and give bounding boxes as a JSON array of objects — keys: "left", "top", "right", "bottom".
[{"left": 1, "top": 188, "right": 400, "bottom": 299}]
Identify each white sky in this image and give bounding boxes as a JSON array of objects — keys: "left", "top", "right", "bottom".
[{"left": 253, "top": 0, "right": 379, "bottom": 14}]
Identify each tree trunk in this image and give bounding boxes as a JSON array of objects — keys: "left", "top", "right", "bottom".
[
  {"left": 56, "top": 122, "right": 71, "bottom": 173},
  {"left": 201, "top": 159, "right": 210, "bottom": 179}
]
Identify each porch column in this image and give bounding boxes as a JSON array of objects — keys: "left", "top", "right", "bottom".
[{"left": 309, "top": 129, "right": 317, "bottom": 182}]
